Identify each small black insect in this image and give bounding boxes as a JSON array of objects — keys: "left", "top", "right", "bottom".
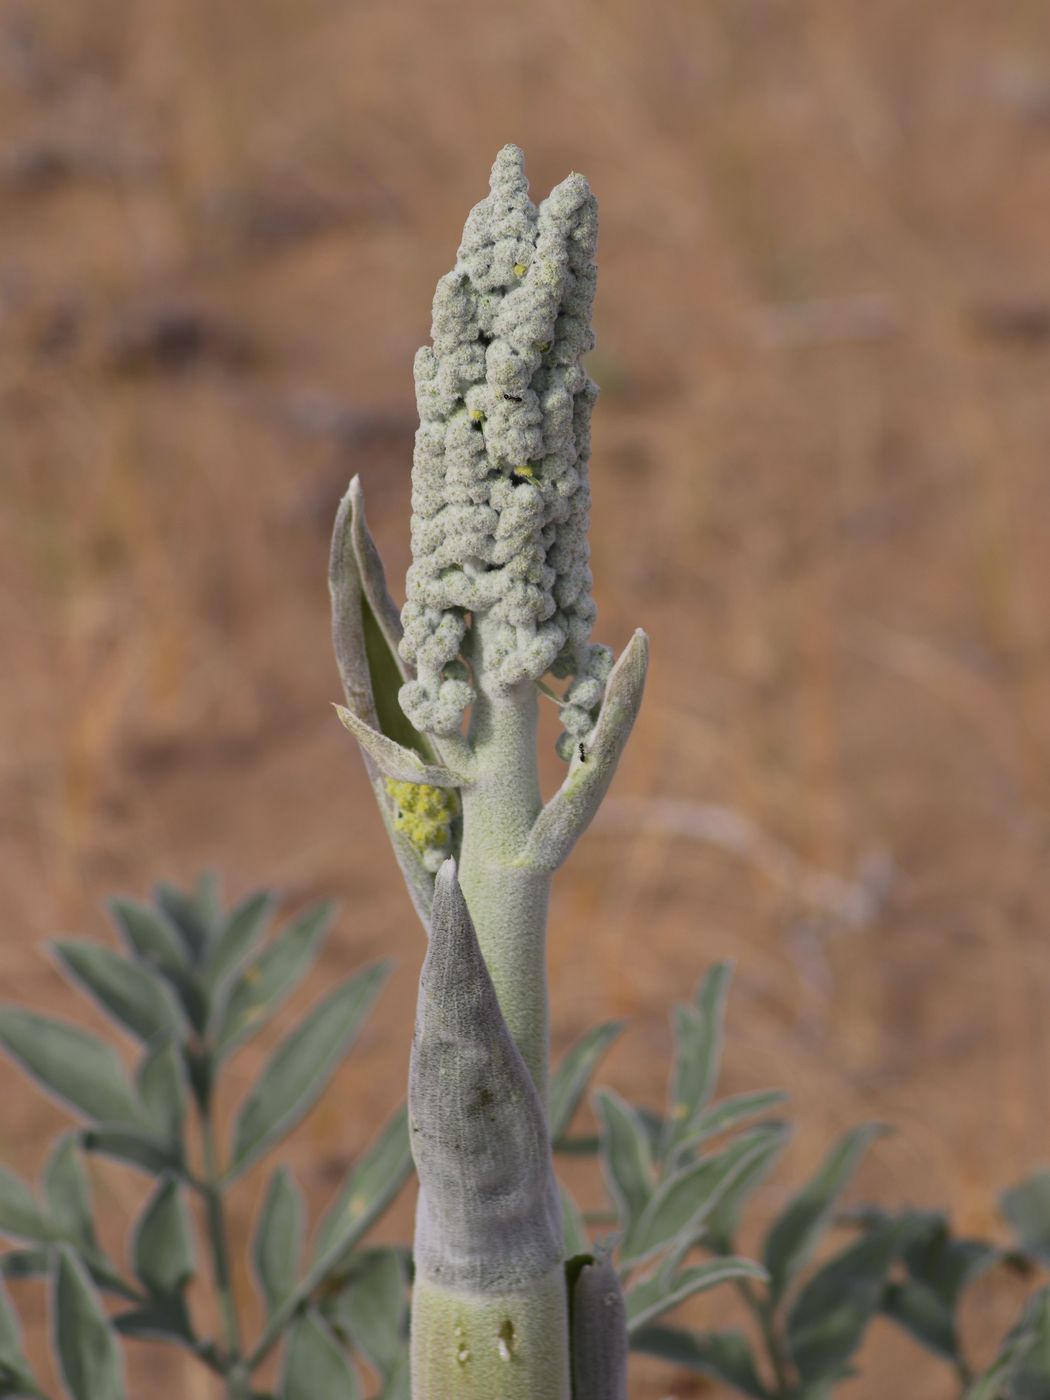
[{"left": 578, "top": 743, "right": 587, "bottom": 763}]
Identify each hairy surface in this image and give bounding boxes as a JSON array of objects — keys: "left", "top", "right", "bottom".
[{"left": 399, "top": 146, "right": 612, "bottom": 743}]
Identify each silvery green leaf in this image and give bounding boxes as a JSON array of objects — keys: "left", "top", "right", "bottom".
[
  {"left": 880, "top": 1211, "right": 997, "bottom": 1362},
  {"left": 2, "top": 1249, "right": 137, "bottom": 1303},
  {"left": 571, "top": 1255, "right": 628, "bottom": 1400},
  {"left": 561, "top": 1182, "right": 589, "bottom": 1258},
  {"left": 0, "top": 1277, "right": 41, "bottom": 1397},
  {"left": 966, "top": 1287, "right": 1050, "bottom": 1400},
  {"left": 108, "top": 899, "right": 185, "bottom": 976},
  {"left": 0, "top": 1169, "right": 57, "bottom": 1245},
  {"left": 706, "top": 1125, "right": 790, "bottom": 1255},
  {"left": 153, "top": 882, "right": 213, "bottom": 965},
  {"left": 1002, "top": 1170, "right": 1050, "bottom": 1266},
  {"left": 626, "top": 1256, "right": 766, "bottom": 1335},
  {"left": 630, "top": 1325, "right": 770, "bottom": 1399},
  {"left": 329, "top": 477, "right": 414, "bottom": 743},
  {"left": 522, "top": 630, "right": 649, "bottom": 872},
  {"left": 0, "top": 1009, "right": 142, "bottom": 1127},
  {"left": 51, "top": 942, "right": 183, "bottom": 1046},
  {"left": 331, "top": 1248, "right": 407, "bottom": 1380},
  {"left": 311, "top": 1107, "right": 412, "bottom": 1270},
  {"left": 673, "top": 1089, "right": 788, "bottom": 1160},
  {"left": 334, "top": 706, "right": 466, "bottom": 788},
  {"left": 596, "top": 1089, "right": 655, "bottom": 1231},
  {"left": 206, "top": 890, "right": 274, "bottom": 990},
  {"left": 379, "top": 1349, "right": 410, "bottom": 1400},
  {"left": 549, "top": 1021, "right": 625, "bottom": 1144},
  {"left": 215, "top": 902, "right": 334, "bottom": 1058},
  {"left": 787, "top": 1217, "right": 914, "bottom": 1382},
  {"left": 111, "top": 1303, "right": 196, "bottom": 1349},
  {"left": 107, "top": 899, "right": 206, "bottom": 1032},
  {"left": 281, "top": 1310, "right": 361, "bottom": 1400},
  {"left": 409, "top": 861, "right": 563, "bottom": 1292},
  {"left": 763, "top": 1123, "right": 886, "bottom": 1305},
  {"left": 622, "top": 1125, "right": 788, "bottom": 1268},
  {"left": 131, "top": 1178, "right": 194, "bottom": 1299},
  {"left": 882, "top": 1278, "right": 958, "bottom": 1362},
  {"left": 253, "top": 1167, "right": 304, "bottom": 1316},
  {"left": 52, "top": 1246, "right": 126, "bottom": 1400},
  {"left": 229, "top": 962, "right": 391, "bottom": 1178},
  {"left": 80, "top": 1127, "right": 181, "bottom": 1178},
  {"left": 329, "top": 479, "right": 441, "bottom": 930},
  {"left": 660, "top": 964, "right": 731, "bottom": 1162},
  {"left": 43, "top": 1137, "right": 95, "bottom": 1250},
  {"left": 136, "top": 1041, "right": 185, "bottom": 1146}
]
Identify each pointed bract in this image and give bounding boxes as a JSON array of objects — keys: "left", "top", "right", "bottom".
[{"left": 409, "top": 861, "right": 562, "bottom": 1293}]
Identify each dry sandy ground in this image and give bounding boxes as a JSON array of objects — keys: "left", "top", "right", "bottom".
[{"left": 2, "top": 0, "right": 1050, "bottom": 1394}]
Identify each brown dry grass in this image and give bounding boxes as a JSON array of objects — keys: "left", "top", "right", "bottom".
[{"left": 2, "top": 0, "right": 1050, "bottom": 1394}]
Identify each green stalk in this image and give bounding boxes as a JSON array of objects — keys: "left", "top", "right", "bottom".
[
  {"left": 457, "top": 612, "right": 552, "bottom": 1101},
  {"left": 200, "top": 1113, "right": 249, "bottom": 1400}
]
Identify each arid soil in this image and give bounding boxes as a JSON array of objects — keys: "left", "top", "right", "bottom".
[{"left": 2, "top": 1, "right": 1050, "bottom": 1394}]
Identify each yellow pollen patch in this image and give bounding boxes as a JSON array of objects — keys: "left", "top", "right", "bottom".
[
  {"left": 469, "top": 409, "right": 485, "bottom": 422},
  {"left": 513, "top": 262, "right": 527, "bottom": 277},
  {"left": 511, "top": 463, "right": 534, "bottom": 479},
  {"left": 385, "top": 780, "right": 458, "bottom": 854}
]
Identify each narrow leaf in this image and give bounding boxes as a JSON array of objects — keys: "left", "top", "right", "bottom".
[
  {"left": 312, "top": 1108, "right": 413, "bottom": 1268},
  {"left": 882, "top": 1278, "right": 958, "bottom": 1362},
  {"left": 623, "top": 1126, "right": 788, "bottom": 1268},
  {"left": 52, "top": 1246, "right": 126, "bottom": 1400},
  {"left": 706, "top": 1127, "right": 789, "bottom": 1255},
  {"left": 631, "top": 1324, "right": 770, "bottom": 1399},
  {"left": 132, "top": 1179, "right": 194, "bottom": 1298},
  {"left": 661, "top": 964, "right": 732, "bottom": 1162},
  {"left": 43, "top": 1136, "right": 95, "bottom": 1249},
  {"left": 51, "top": 941, "right": 182, "bottom": 1045},
  {"left": 0, "top": 1278, "right": 41, "bottom": 1398},
  {"left": 80, "top": 1127, "right": 182, "bottom": 1178},
  {"left": 215, "top": 902, "right": 334, "bottom": 1057},
  {"left": 230, "top": 963, "right": 391, "bottom": 1177},
  {"left": 206, "top": 891, "right": 274, "bottom": 989},
  {"left": 253, "top": 1168, "right": 304, "bottom": 1316},
  {"left": 1002, "top": 1170, "right": 1050, "bottom": 1266},
  {"left": 334, "top": 706, "right": 466, "bottom": 788},
  {"left": 0, "top": 1009, "right": 142, "bottom": 1126},
  {"left": 627, "top": 1257, "right": 767, "bottom": 1335},
  {"left": 549, "top": 1021, "right": 625, "bottom": 1144},
  {"left": 153, "top": 883, "right": 212, "bottom": 964},
  {"left": 787, "top": 1217, "right": 914, "bottom": 1382},
  {"left": 523, "top": 629, "right": 649, "bottom": 871},
  {"left": 596, "top": 1089, "right": 655, "bottom": 1230},
  {"left": 108, "top": 899, "right": 206, "bottom": 1030},
  {"left": 332, "top": 1249, "right": 407, "bottom": 1379},
  {"left": 0, "top": 1170, "right": 57, "bottom": 1245},
  {"left": 111, "top": 1301, "right": 194, "bottom": 1347},
  {"left": 282, "top": 1310, "right": 361, "bottom": 1400},
  {"left": 2, "top": 1249, "right": 138, "bottom": 1303},
  {"left": 763, "top": 1123, "right": 886, "bottom": 1305},
  {"left": 136, "top": 1042, "right": 185, "bottom": 1146},
  {"left": 674, "top": 1089, "right": 788, "bottom": 1158}
]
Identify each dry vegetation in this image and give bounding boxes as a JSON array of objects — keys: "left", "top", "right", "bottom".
[{"left": 2, "top": 0, "right": 1050, "bottom": 1394}]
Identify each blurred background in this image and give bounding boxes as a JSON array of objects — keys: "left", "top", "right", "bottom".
[{"left": 2, "top": 0, "right": 1050, "bottom": 1394}]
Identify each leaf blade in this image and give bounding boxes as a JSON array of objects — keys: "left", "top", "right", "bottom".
[
  {"left": 0, "top": 1009, "right": 142, "bottom": 1127},
  {"left": 229, "top": 963, "right": 391, "bottom": 1178}
]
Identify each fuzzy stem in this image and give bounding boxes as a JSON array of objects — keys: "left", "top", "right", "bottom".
[
  {"left": 457, "top": 612, "right": 552, "bottom": 1102},
  {"left": 411, "top": 1271, "right": 570, "bottom": 1400}
]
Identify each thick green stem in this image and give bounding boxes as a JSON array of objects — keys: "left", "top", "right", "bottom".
[
  {"left": 411, "top": 1271, "right": 570, "bottom": 1400},
  {"left": 201, "top": 1115, "right": 248, "bottom": 1399},
  {"left": 458, "top": 612, "right": 552, "bottom": 1102}
]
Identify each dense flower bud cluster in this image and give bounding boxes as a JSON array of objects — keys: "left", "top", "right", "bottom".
[{"left": 399, "top": 145, "right": 611, "bottom": 746}]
